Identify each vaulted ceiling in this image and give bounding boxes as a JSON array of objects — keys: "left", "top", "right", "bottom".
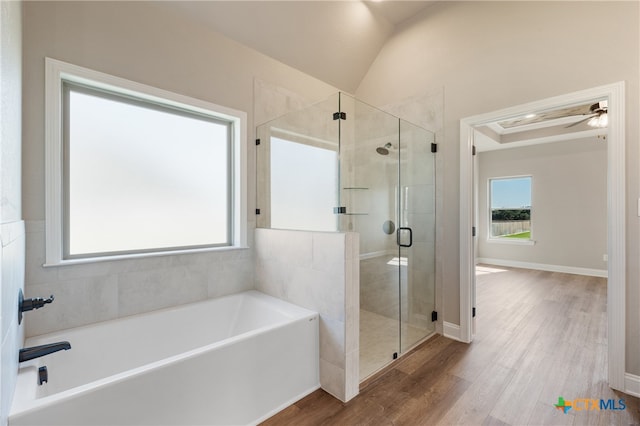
[
  {"left": 156, "top": 1, "right": 609, "bottom": 148},
  {"left": 156, "top": 1, "right": 437, "bottom": 93}
]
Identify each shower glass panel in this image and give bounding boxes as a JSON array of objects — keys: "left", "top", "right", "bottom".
[
  {"left": 256, "top": 92, "right": 436, "bottom": 381},
  {"left": 256, "top": 93, "right": 339, "bottom": 231}
]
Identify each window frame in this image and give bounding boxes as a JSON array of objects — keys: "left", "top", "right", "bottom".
[
  {"left": 45, "top": 58, "right": 248, "bottom": 266},
  {"left": 487, "top": 175, "right": 535, "bottom": 245}
]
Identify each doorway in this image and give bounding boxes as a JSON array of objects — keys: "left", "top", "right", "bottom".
[{"left": 459, "top": 82, "right": 626, "bottom": 391}]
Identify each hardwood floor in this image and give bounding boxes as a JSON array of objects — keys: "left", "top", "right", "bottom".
[{"left": 262, "top": 266, "right": 640, "bottom": 425}]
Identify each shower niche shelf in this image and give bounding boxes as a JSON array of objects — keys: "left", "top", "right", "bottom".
[
  {"left": 334, "top": 208, "right": 368, "bottom": 216},
  {"left": 341, "top": 187, "right": 369, "bottom": 215}
]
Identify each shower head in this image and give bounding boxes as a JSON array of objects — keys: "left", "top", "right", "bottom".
[{"left": 376, "top": 142, "right": 393, "bottom": 156}]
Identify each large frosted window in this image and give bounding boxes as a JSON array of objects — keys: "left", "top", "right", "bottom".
[
  {"left": 64, "top": 83, "right": 232, "bottom": 257},
  {"left": 270, "top": 137, "right": 338, "bottom": 231}
]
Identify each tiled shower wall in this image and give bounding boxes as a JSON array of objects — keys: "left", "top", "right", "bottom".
[
  {"left": 0, "top": 223, "right": 25, "bottom": 426},
  {"left": 254, "top": 229, "right": 359, "bottom": 402}
]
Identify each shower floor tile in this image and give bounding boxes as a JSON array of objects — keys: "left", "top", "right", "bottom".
[{"left": 359, "top": 309, "right": 430, "bottom": 381}]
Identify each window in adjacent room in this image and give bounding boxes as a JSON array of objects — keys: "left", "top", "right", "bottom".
[{"left": 489, "top": 176, "right": 532, "bottom": 241}]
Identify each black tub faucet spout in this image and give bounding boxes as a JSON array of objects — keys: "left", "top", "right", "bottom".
[{"left": 19, "top": 342, "right": 71, "bottom": 363}]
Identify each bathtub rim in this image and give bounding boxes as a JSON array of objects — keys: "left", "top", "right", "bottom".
[
  {"left": 10, "top": 290, "right": 318, "bottom": 420},
  {"left": 23, "top": 290, "right": 315, "bottom": 342}
]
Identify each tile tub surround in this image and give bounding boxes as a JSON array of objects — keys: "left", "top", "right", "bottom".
[
  {"left": 1, "top": 0, "right": 24, "bottom": 423},
  {"left": 255, "top": 228, "right": 359, "bottom": 402},
  {"left": 1, "top": 222, "right": 26, "bottom": 426},
  {"left": 23, "top": 220, "right": 254, "bottom": 337}
]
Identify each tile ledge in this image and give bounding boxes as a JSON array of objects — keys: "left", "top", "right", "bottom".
[{"left": 43, "top": 246, "right": 250, "bottom": 268}]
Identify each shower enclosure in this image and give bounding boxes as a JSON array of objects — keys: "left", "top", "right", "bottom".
[{"left": 256, "top": 92, "right": 436, "bottom": 380}]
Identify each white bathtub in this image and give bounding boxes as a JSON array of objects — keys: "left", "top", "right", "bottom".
[{"left": 9, "top": 291, "right": 319, "bottom": 425}]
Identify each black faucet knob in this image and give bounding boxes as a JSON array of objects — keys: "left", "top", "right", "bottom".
[
  {"left": 18, "top": 289, "right": 56, "bottom": 325},
  {"left": 23, "top": 295, "right": 54, "bottom": 311}
]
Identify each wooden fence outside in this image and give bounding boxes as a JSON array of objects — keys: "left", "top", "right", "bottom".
[{"left": 491, "top": 220, "right": 531, "bottom": 237}]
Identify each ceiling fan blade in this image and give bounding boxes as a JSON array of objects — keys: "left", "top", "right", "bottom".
[
  {"left": 565, "top": 114, "right": 596, "bottom": 128},
  {"left": 499, "top": 103, "right": 595, "bottom": 129}
]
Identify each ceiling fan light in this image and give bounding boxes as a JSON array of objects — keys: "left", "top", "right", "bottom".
[
  {"left": 587, "top": 113, "right": 608, "bottom": 128},
  {"left": 599, "top": 113, "right": 609, "bottom": 127}
]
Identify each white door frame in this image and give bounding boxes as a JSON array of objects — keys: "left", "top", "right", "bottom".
[{"left": 459, "top": 82, "right": 626, "bottom": 391}]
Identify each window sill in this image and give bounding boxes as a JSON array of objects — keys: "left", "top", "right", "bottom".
[
  {"left": 43, "top": 245, "right": 250, "bottom": 268},
  {"left": 487, "top": 238, "right": 536, "bottom": 246}
]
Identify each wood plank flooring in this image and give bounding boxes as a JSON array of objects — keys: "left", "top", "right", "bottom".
[{"left": 262, "top": 266, "right": 640, "bottom": 425}]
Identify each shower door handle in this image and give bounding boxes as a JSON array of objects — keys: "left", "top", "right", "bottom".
[{"left": 397, "top": 227, "right": 413, "bottom": 247}]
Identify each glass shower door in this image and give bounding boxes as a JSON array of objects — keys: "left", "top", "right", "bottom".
[{"left": 398, "top": 120, "right": 436, "bottom": 353}]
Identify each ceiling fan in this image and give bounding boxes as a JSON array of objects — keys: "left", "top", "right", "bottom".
[
  {"left": 566, "top": 100, "right": 608, "bottom": 128},
  {"left": 497, "top": 100, "right": 608, "bottom": 129}
]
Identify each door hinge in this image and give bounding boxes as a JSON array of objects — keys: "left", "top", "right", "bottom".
[
  {"left": 333, "top": 112, "right": 346, "bottom": 120},
  {"left": 255, "top": 139, "right": 261, "bottom": 146},
  {"left": 472, "top": 145, "right": 476, "bottom": 156},
  {"left": 333, "top": 206, "right": 346, "bottom": 214},
  {"left": 472, "top": 307, "right": 476, "bottom": 318},
  {"left": 255, "top": 209, "right": 261, "bottom": 215},
  {"left": 472, "top": 226, "right": 476, "bottom": 237},
  {"left": 431, "top": 311, "right": 438, "bottom": 322},
  {"left": 431, "top": 142, "right": 438, "bottom": 153}
]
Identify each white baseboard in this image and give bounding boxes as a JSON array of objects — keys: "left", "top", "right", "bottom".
[
  {"left": 443, "top": 321, "right": 463, "bottom": 342},
  {"left": 625, "top": 373, "right": 640, "bottom": 397},
  {"left": 476, "top": 258, "right": 608, "bottom": 278}
]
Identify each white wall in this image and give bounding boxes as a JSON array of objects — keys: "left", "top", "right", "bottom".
[
  {"left": 356, "top": 0, "right": 640, "bottom": 375},
  {"left": 22, "top": 1, "right": 336, "bottom": 336},
  {"left": 477, "top": 138, "right": 607, "bottom": 274},
  {"left": 0, "top": 1, "right": 24, "bottom": 424}
]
